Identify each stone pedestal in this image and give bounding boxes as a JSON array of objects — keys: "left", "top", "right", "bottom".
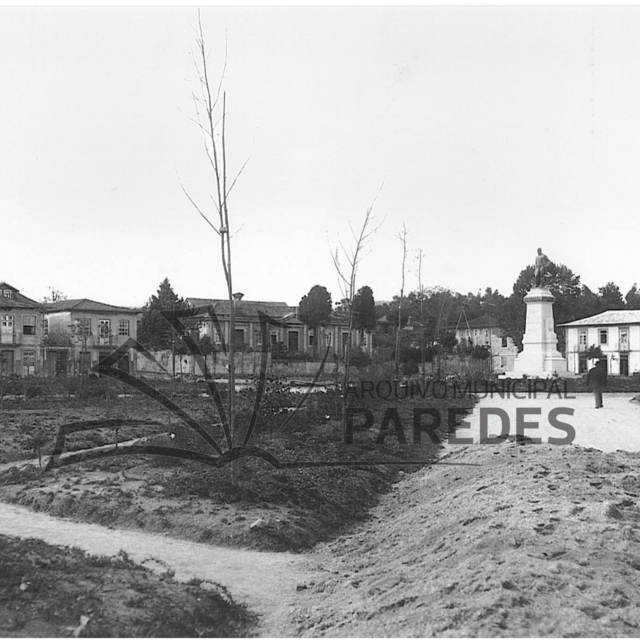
[{"left": 509, "top": 287, "right": 568, "bottom": 378}]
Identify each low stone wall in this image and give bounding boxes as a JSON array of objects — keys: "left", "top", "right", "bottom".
[{"left": 135, "top": 350, "right": 338, "bottom": 379}]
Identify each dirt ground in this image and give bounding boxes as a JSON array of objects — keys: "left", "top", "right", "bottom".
[
  {"left": 0, "top": 534, "right": 254, "bottom": 638},
  {"left": 288, "top": 439, "right": 640, "bottom": 637},
  {"left": 0, "top": 391, "right": 454, "bottom": 553},
  {"left": 8, "top": 437, "right": 640, "bottom": 637},
  {"left": 6, "top": 390, "right": 640, "bottom": 636}
]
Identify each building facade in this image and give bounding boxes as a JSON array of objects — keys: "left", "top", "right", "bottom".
[
  {"left": 454, "top": 314, "right": 519, "bottom": 375},
  {"left": 0, "top": 282, "right": 44, "bottom": 375},
  {"left": 560, "top": 310, "right": 640, "bottom": 376},
  {"left": 185, "top": 294, "right": 372, "bottom": 358},
  {"left": 44, "top": 299, "right": 141, "bottom": 376}
]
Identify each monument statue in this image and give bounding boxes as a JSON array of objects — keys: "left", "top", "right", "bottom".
[
  {"left": 505, "top": 247, "right": 568, "bottom": 378},
  {"left": 533, "top": 247, "right": 549, "bottom": 288}
]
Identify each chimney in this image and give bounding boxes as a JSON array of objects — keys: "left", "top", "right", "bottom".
[{"left": 232, "top": 292, "right": 244, "bottom": 305}]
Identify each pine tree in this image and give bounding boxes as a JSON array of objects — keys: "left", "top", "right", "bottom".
[
  {"left": 138, "top": 278, "right": 187, "bottom": 350},
  {"left": 298, "top": 285, "right": 332, "bottom": 356},
  {"left": 352, "top": 286, "right": 376, "bottom": 332}
]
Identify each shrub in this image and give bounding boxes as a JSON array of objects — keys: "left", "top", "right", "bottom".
[{"left": 349, "top": 350, "right": 372, "bottom": 369}]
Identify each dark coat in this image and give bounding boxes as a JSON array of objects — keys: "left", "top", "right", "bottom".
[{"left": 587, "top": 361, "right": 608, "bottom": 390}]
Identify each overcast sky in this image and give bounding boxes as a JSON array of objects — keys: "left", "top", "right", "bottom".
[{"left": 2, "top": 6, "right": 639, "bottom": 308}]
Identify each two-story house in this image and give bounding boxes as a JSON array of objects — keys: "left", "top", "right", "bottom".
[
  {"left": 44, "top": 299, "right": 141, "bottom": 376},
  {"left": 559, "top": 310, "right": 640, "bottom": 376},
  {"left": 454, "top": 315, "right": 519, "bottom": 375},
  {"left": 0, "top": 282, "right": 44, "bottom": 375}
]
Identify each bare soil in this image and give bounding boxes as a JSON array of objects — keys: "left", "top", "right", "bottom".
[
  {"left": 0, "top": 387, "right": 461, "bottom": 553},
  {"left": 0, "top": 534, "right": 254, "bottom": 638},
  {"left": 0, "top": 386, "right": 457, "bottom": 637},
  {"left": 289, "top": 440, "right": 640, "bottom": 637},
  {"left": 14, "top": 388, "right": 640, "bottom": 636}
]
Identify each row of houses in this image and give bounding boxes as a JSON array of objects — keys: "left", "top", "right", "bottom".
[
  {"left": 0, "top": 282, "right": 371, "bottom": 377},
  {"left": 0, "top": 282, "right": 141, "bottom": 377},
  {"left": 2, "top": 280, "right": 639, "bottom": 378},
  {"left": 453, "top": 311, "right": 640, "bottom": 377}
]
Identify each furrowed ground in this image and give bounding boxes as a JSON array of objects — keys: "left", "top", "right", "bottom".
[{"left": 0, "top": 373, "right": 473, "bottom": 636}]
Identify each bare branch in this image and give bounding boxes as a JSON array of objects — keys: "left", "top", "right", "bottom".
[
  {"left": 176, "top": 172, "right": 220, "bottom": 236},
  {"left": 229, "top": 222, "right": 246, "bottom": 240},
  {"left": 328, "top": 192, "right": 384, "bottom": 444},
  {"left": 227, "top": 156, "right": 251, "bottom": 198},
  {"left": 208, "top": 192, "right": 221, "bottom": 216}
]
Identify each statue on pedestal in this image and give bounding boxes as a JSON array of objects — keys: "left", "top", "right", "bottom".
[
  {"left": 533, "top": 247, "right": 549, "bottom": 288},
  {"left": 508, "top": 247, "right": 568, "bottom": 377}
]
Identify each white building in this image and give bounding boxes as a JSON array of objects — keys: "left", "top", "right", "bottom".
[
  {"left": 559, "top": 310, "right": 640, "bottom": 376},
  {"left": 454, "top": 315, "right": 519, "bottom": 375}
]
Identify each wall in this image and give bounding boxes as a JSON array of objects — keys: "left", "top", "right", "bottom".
[{"left": 136, "top": 350, "right": 340, "bottom": 379}]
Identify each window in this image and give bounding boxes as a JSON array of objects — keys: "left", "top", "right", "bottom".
[
  {"left": 620, "top": 328, "right": 629, "bottom": 351},
  {"left": 118, "top": 319, "right": 130, "bottom": 336},
  {"left": 22, "top": 316, "right": 36, "bottom": 335},
  {"left": 325, "top": 332, "right": 332, "bottom": 346},
  {"left": 309, "top": 330, "right": 315, "bottom": 347},
  {"left": 213, "top": 329, "right": 222, "bottom": 344},
  {"left": 270, "top": 331, "right": 278, "bottom": 346},
  {"left": 77, "top": 318, "right": 91, "bottom": 336},
  {"left": 1, "top": 315, "right": 14, "bottom": 344},
  {"left": 234, "top": 328, "right": 245, "bottom": 346},
  {"left": 43, "top": 318, "right": 49, "bottom": 335},
  {"left": 599, "top": 329, "right": 608, "bottom": 345},
  {"left": 502, "top": 337, "right": 508, "bottom": 348},
  {"left": 3, "top": 290, "right": 11, "bottom": 298},
  {"left": 255, "top": 330, "right": 263, "bottom": 346},
  {"left": 99, "top": 319, "right": 111, "bottom": 337},
  {"left": 579, "top": 330, "right": 587, "bottom": 348}
]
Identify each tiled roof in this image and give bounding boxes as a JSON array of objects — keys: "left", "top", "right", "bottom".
[
  {"left": 0, "top": 282, "right": 40, "bottom": 309},
  {"left": 45, "top": 299, "right": 140, "bottom": 314},
  {"left": 186, "top": 298, "right": 296, "bottom": 319},
  {"left": 558, "top": 310, "right": 640, "bottom": 327},
  {"left": 460, "top": 315, "right": 500, "bottom": 330}
]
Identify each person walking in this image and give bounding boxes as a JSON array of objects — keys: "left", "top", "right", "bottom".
[{"left": 587, "top": 358, "right": 608, "bottom": 408}]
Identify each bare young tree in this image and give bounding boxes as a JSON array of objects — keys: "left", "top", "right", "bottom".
[
  {"left": 331, "top": 195, "right": 383, "bottom": 443},
  {"left": 416, "top": 247, "right": 427, "bottom": 380},
  {"left": 394, "top": 223, "right": 408, "bottom": 378},
  {"left": 179, "top": 13, "right": 249, "bottom": 484},
  {"left": 41, "top": 288, "right": 67, "bottom": 304}
]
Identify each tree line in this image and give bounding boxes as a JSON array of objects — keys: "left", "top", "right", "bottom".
[{"left": 138, "top": 262, "right": 638, "bottom": 361}]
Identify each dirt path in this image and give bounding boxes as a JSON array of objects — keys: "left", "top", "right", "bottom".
[
  {"left": 9, "top": 439, "right": 640, "bottom": 637},
  {"left": 448, "top": 392, "right": 640, "bottom": 452},
  {"left": 5, "top": 396, "right": 640, "bottom": 636},
  {"left": 0, "top": 502, "right": 325, "bottom": 636}
]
